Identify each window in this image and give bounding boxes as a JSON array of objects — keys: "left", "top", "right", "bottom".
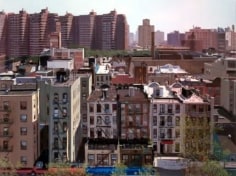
[
  {"left": 62, "top": 107, "right": 67, "bottom": 117},
  {"left": 54, "top": 107, "right": 59, "bottom": 118},
  {"left": 3, "top": 127, "right": 9, "bottom": 136},
  {"left": 90, "top": 128, "right": 94, "bottom": 138},
  {"left": 175, "top": 129, "right": 180, "bottom": 138},
  {"left": 20, "top": 114, "right": 27, "bottom": 122},
  {"left": 83, "top": 126, "right": 87, "bottom": 135},
  {"left": 20, "top": 101, "right": 27, "bottom": 110},
  {"left": 82, "top": 114, "right": 87, "bottom": 123},
  {"left": 160, "top": 128, "right": 165, "bottom": 139},
  {"left": 20, "top": 127, "right": 27, "bottom": 135},
  {"left": 112, "top": 104, "right": 117, "bottom": 112},
  {"left": 62, "top": 93, "right": 68, "bottom": 103},
  {"left": 88, "top": 154, "right": 95, "bottom": 165},
  {"left": 176, "top": 116, "right": 180, "bottom": 126},
  {"left": 199, "top": 105, "right": 204, "bottom": 112},
  {"left": 167, "top": 129, "right": 172, "bottom": 138},
  {"left": 20, "top": 140, "right": 27, "bottom": 150},
  {"left": 228, "top": 61, "right": 236, "bottom": 68},
  {"left": 160, "top": 116, "right": 165, "bottom": 126},
  {"left": 97, "top": 104, "right": 101, "bottom": 113},
  {"left": 62, "top": 137, "right": 67, "bottom": 149},
  {"left": 111, "top": 154, "right": 117, "bottom": 165},
  {"left": 153, "top": 129, "right": 157, "bottom": 139},
  {"left": 160, "top": 104, "right": 165, "bottom": 113},
  {"left": 82, "top": 81, "right": 87, "bottom": 90},
  {"left": 104, "top": 104, "right": 109, "bottom": 113},
  {"left": 105, "top": 116, "right": 110, "bottom": 125},
  {"left": 153, "top": 104, "right": 157, "bottom": 113},
  {"left": 62, "top": 122, "right": 67, "bottom": 132},
  {"left": 153, "top": 116, "right": 157, "bottom": 126},
  {"left": 145, "top": 155, "right": 152, "bottom": 163},
  {"left": 53, "top": 93, "right": 59, "bottom": 103},
  {"left": 175, "top": 104, "right": 180, "bottom": 113},
  {"left": 97, "top": 116, "right": 102, "bottom": 125},
  {"left": 167, "top": 104, "right": 173, "bottom": 113},
  {"left": 90, "top": 116, "right": 94, "bottom": 125},
  {"left": 89, "top": 104, "right": 94, "bottom": 113},
  {"left": 1, "top": 84, "right": 6, "bottom": 89},
  {"left": 54, "top": 138, "right": 58, "bottom": 149},
  {"left": 54, "top": 152, "right": 59, "bottom": 161},
  {"left": 82, "top": 93, "right": 87, "bottom": 100},
  {"left": 3, "top": 140, "right": 8, "bottom": 149},
  {"left": 21, "top": 156, "right": 27, "bottom": 165},
  {"left": 167, "top": 116, "right": 172, "bottom": 126},
  {"left": 54, "top": 122, "right": 58, "bottom": 133},
  {"left": 62, "top": 152, "right": 67, "bottom": 161},
  {"left": 175, "top": 143, "right": 180, "bottom": 152},
  {"left": 122, "top": 155, "right": 129, "bottom": 164},
  {"left": 3, "top": 101, "right": 9, "bottom": 110}
]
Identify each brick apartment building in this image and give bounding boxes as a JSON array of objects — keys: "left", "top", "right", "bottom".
[{"left": 0, "top": 78, "right": 40, "bottom": 167}]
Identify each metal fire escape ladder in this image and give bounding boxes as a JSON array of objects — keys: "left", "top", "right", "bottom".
[
  {"left": 0, "top": 104, "right": 13, "bottom": 159},
  {"left": 53, "top": 97, "right": 68, "bottom": 162}
]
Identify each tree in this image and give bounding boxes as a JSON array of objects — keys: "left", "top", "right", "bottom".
[
  {"left": 111, "top": 163, "right": 127, "bottom": 176},
  {"left": 0, "top": 158, "right": 17, "bottom": 176},
  {"left": 201, "top": 160, "right": 229, "bottom": 176}
]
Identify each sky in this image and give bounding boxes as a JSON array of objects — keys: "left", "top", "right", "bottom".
[{"left": 1, "top": 0, "right": 236, "bottom": 34}]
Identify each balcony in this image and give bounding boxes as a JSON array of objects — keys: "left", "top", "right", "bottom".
[
  {"left": 0, "top": 132, "right": 13, "bottom": 138},
  {"left": 0, "top": 118, "right": 13, "bottom": 124},
  {"left": 0, "top": 105, "right": 11, "bottom": 112},
  {"left": 0, "top": 146, "right": 13, "bottom": 152}
]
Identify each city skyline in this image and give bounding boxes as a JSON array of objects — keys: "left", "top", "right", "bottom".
[{"left": 1, "top": 0, "right": 236, "bottom": 34}]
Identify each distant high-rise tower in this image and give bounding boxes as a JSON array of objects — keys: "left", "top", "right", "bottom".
[
  {"left": 138, "top": 19, "right": 155, "bottom": 49},
  {"left": 0, "top": 11, "right": 7, "bottom": 55},
  {"left": 115, "top": 14, "right": 129, "bottom": 50},
  {"left": 101, "top": 10, "right": 117, "bottom": 50},
  {"left": 7, "top": 9, "right": 29, "bottom": 57},
  {"left": 75, "top": 11, "right": 96, "bottom": 49},
  {"left": 29, "top": 8, "right": 49, "bottom": 56},
  {"left": 93, "top": 10, "right": 128, "bottom": 50},
  {"left": 185, "top": 27, "right": 218, "bottom": 51},
  {"left": 167, "top": 31, "right": 185, "bottom": 47},
  {"left": 59, "top": 13, "right": 73, "bottom": 48},
  {"left": 155, "top": 30, "right": 165, "bottom": 46},
  {"left": 3, "top": 9, "right": 129, "bottom": 57}
]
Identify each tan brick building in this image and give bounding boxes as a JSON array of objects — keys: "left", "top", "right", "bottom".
[{"left": 0, "top": 80, "right": 40, "bottom": 167}]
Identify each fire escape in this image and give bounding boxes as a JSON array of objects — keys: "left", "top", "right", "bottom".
[
  {"left": 94, "top": 103, "right": 115, "bottom": 166},
  {"left": 127, "top": 104, "right": 143, "bottom": 139},
  {"left": 0, "top": 102, "right": 13, "bottom": 159},
  {"left": 52, "top": 93, "right": 68, "bottom": 162},
  {"left": 96, "top": 104, "right": 112, "bottom": 139}
]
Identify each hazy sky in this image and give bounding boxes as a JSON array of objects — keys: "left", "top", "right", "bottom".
[{"left": 1, "top": 0, "right": 236, "bottom": 34}]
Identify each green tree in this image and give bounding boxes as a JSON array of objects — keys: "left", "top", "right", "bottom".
[
  {"left": 111, "top": 163, "right": 127, "bottom": 176},
  {"left": 201, "top": 160, "right": 229, "bottom": 176},
  {"left": 0, "top": 158, "right": 17, "bottom": 176}
]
